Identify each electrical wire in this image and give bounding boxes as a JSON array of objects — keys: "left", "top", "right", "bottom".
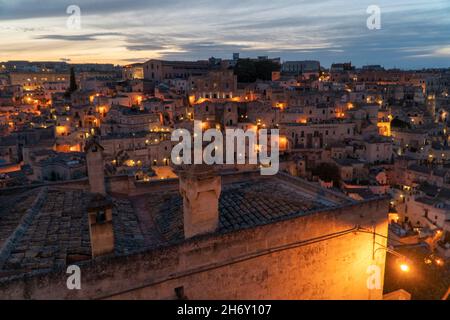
[{"left": 96, "top": 225, "right": 374, "bottom": 299}]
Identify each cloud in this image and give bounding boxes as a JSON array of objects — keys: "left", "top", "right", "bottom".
[
  {"left": 433, "top": 47, "right": 450, "bottom": 57},
  {"left": 0, "top": 0, "right": 181, "bottom": 20},
  {"left": 1, "top": 0, "right": 450, "bottom": 68},
  {"left": 126, "top": 44, "right": 170, "bottom": 51},
  {"left": 35, "top": 32, "right": 122, "bottom": 42}
]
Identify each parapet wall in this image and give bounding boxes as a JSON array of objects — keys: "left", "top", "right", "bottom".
[{"left": 0, "top": 197, "right": 389, "bottom": 300}]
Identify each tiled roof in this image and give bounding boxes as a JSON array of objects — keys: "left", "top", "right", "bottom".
[
  {"left": 149, "top": 179, "right": 337, "bottom": 246},
  {"left": 0, "top": 188, "right": 145, "bottom": 277},
  {"left": 0, "top": 174, "right": 351, "bottom": 277}
]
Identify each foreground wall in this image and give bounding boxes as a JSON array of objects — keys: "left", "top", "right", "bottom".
[{"left": 0, "top": 198, "right": 389, "bottom": 300}]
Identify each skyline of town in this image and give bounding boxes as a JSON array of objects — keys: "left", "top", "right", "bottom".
[{"left": 3, "top": 56, "right": 450, "bottom": 70}]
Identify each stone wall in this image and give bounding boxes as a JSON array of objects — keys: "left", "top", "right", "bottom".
[
  {"left": 0, "top": 178, "right": 89, "bottom": 196},
  {"left": 0, "top": 198, "right": 389, "bottom": 300}
]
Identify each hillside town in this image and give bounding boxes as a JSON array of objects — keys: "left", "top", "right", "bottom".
[{"left": 0, "top": 55, "right": 449, "bottom": 300}]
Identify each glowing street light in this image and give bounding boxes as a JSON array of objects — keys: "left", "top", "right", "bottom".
[
  {"left": 424, "top": 253, "right": 445, "bottom": 267},
  {"left": 435, "top": 257, "right": 444, "bottom": 267},
  {"left": 374, "top": 244, "right": 412, "bottom": 274},
  {"left": 399, "top": 262, "right": 410, "bottom": 273}
]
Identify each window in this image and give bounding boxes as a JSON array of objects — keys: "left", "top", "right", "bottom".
[{"left": 96, "top": 210, "right": 106, "bottom": 224}]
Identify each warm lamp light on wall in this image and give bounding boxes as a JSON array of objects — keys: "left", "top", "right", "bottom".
[{"left": 374, "top": 244, "right": 412, "bottom": 273}]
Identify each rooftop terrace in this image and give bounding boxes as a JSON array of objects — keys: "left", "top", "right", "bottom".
[{"left": 0, "top": 172, "right": 356, "bottom": 278}]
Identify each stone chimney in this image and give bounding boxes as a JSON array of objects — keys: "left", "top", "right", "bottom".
[
  {"left": 84, "top": 138, "right": 106, "bottom": 195},
  {"left": 179, "top": 164, "right": 221, "bottom": 239},
  {"left": 87, "top": 194, "right": 114, "bottom": 257}
]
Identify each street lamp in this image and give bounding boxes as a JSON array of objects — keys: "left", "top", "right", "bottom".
[
  {"left": 435, "top": 258, "right": 444, "bottom": 267},
  {"left": 374, "top": 244, "right": 412, "bottom": 273},
  {"left": 399, "top": 262, "right": 410, "bottom": 273},
  {"left": 422, "top": 253, "right": 444, "bottom": 267}
]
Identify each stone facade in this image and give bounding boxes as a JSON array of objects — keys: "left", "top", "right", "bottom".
[
  {"left": 0, "top": 196, "right": 388, "bottom": 300},
  {"left": 179, "top": 166, "right": 222, "bottom": 239},
  {"left": 87, "top": 195, "right": 114, "bottom": 258},
  {"left": 85, "top": 140, "right": 106, "bottom": 195}
]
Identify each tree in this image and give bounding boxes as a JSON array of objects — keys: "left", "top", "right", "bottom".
[
  {"left": 312, "top": 163, "right": 341, "bottom": 187},
  {"left": 390, "top": 117, "right": 410, "bottom": 129},
  {"left": 65, "top": 67, "right": 78, "bottom": 97},
  {"left": 234, "top": 59, "right": 280, "bottom": 83}
]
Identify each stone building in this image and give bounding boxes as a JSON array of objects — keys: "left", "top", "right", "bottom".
[
  {"left": 188, "top": 69, "right": 238, "bottom": 102},
  {"left": 363, "top": 136, "right": 393, "bottom": 164},
  {"left": 0, "top": 140, "right": 389, "bottom": 300},
  {"left": 280, "top": 120, "right": 357, "bottom": 150},
  {"left": 122, "top": 64, "right": 144, "bottom": 81},
  {"left": 100, "top": 131, "right": 173, "bottom": 168},
  {"left": 143, "top": 59, "right": 212, "bottom": 83},
  {"left": 27, "top": 150, "right": 86, "bottom": 182},
  {"left": 100, "top": 105, "right": 161, "bottom": 135},
  {"left": 9, "top": 72, "right": 69, "bottom": 91},
  {"left": 281, "top": 60, "right": 320, "bottom": 76}
]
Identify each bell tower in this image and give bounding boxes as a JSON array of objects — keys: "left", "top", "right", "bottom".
[{"left": 85, "top": 138, "right": 106, "bottom": 195}]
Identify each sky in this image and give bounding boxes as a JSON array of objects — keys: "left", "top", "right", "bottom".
[{"left": 0, "top": 0, "right": 449, "bottom": 68}]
